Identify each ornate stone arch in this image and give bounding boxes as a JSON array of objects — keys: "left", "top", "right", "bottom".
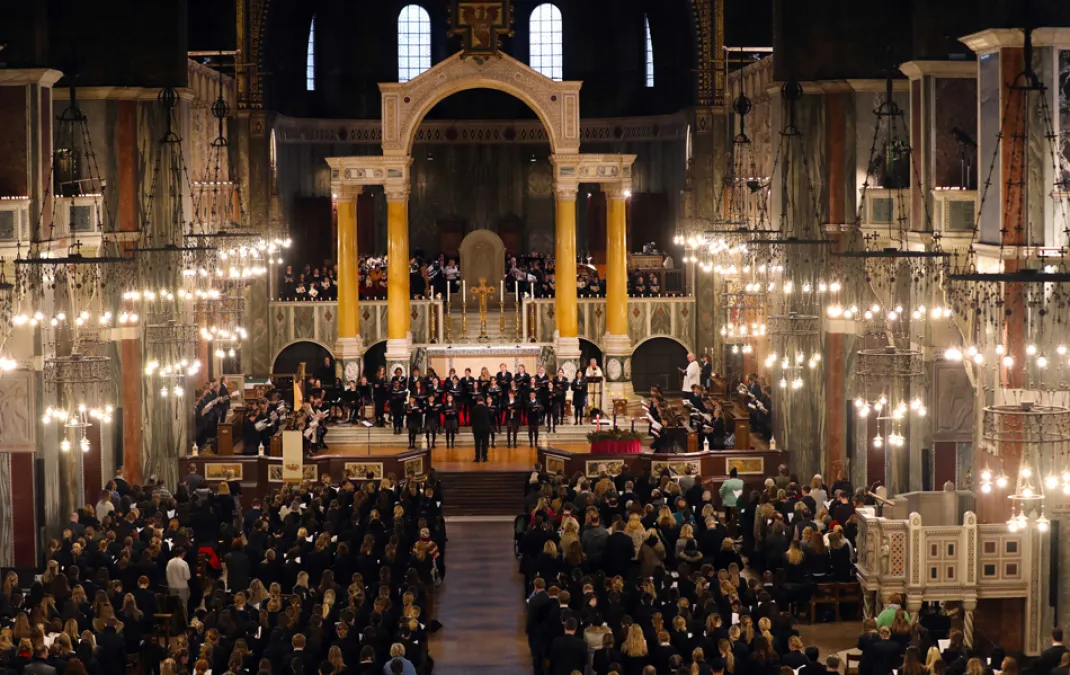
[{"left": 379, "top": 51, "right": 581, "bottom": 157}]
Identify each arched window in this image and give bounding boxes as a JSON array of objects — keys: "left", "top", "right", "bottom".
[
  {"left": 398, "top": 4, "right": 431, "bottom": 83},
  {"left": 644, "top": 16, "right": 654, "bottom": 87},
  {"left": 530, "top": 3, "right": 563, "bottom": 81},
  {"left": 306, "top": 16, "right": 316, "bottom": 91}
]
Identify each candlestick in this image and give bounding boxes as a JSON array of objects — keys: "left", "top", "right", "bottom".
[
  {"left": 445, "top": 298, "right": 452, "bottom": 343},
  {"left": 461, "top": 300, "right": 468, "bottom": 342}
]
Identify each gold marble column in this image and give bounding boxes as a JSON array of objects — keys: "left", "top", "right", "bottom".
[
  {"left": 334, "top": 185, "right": 363, "bottom": 378},
  {"left": 602, "top": 183, "right": 633, "bottom": 398},
  {"left": 385, "top": 185, "right": 411, "bottom": 371},
  {"left": 555, "top": 183, "right": 580, "bottom": 338},
  {"left": 336, "top": 186, "right": 361, "bottom": 342},
  {"left": 604, "top": 185, "right": 629, "bottom": 340}
]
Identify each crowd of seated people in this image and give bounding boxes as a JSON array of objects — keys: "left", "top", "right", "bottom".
[
  {"left": 280, "top": 251, "right": 684, "bottom": 303},
  {"left": 516, "top": 462, "right": 863, "bottom": 675},
  {"left": 854, "top": 601, "right": 1020, "bottom": 675},
  {"left": 0, "top": 465, "right": 447, "bottom": 675}
]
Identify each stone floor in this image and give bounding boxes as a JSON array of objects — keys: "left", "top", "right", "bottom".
[{"left": 427, "top": 520, "right": 865, "bottom": 675}]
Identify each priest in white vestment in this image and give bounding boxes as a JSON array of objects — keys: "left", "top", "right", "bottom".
[{"left": 681, "top": 353, "right": 701, "bottom": 391}]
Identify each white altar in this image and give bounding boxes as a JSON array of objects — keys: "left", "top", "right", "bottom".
[{"left": 425, "top": 344, "right": 542, "bottom": 378}]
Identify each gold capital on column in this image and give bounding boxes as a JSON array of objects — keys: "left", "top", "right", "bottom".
[
  {"left": 336, "top": 185, "right": 362, "bottom": 341},
  {"left": 554, "top": 184, "right": 579, "bottom": 339},
  {"left": 386, "top": 185, "right": 411, "bottom": 340},
  {"left": 604, "top": 184, "right": 630, "bottom": 338}
]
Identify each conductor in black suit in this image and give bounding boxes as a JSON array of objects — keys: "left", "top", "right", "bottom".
[{"left": 471, "top": 395, "right": 493, "bottom": 463}]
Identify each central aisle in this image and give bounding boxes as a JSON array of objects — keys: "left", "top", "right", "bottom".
[{"left": 428, "top": 521, "right": 531, "bottom": 675}]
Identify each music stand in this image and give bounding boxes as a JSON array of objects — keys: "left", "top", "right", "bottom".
[
  {"left": 587, "top": 376, "right": 604, "bottom": 419},
  {"left": 361, "top": 419, "right": 374, "bottom": 456}
]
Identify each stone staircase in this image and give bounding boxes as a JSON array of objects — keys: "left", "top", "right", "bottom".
[{"left": 438, "top": 471, "right": 528, "bottom": 516}]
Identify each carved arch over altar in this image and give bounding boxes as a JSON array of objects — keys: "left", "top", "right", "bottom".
[
  {"left": 459, "top": 229, "right": 506, "bottom": 291},
  {"left": 379, "top": 52, "right": 582, "bottom": 157}
]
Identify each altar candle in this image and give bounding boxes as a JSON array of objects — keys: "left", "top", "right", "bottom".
[
  {"left": 631, "top": 419, "right": 635, "bottom": 433},
  {"left": 515, "top": 283, "right": 520, "bottom": 304},
  {"left": 446, "top": 280, "right": 450, "bottom": 304},
  {"left": 596, "top": 414, "right": 602, "bottom": 432},
  {"left": 613, "top": 413, "right": 617, "bottom": 428},
  {"left": 462, "top": 280, "right": 466, "bottom": 301},
  {"left": 500, "top": 280, "right": 504, "bottom": 302}
]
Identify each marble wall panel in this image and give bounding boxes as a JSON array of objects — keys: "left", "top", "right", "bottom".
[
  {"left": 0, "top": 371, "right": 35, "bottom": 450},
  {"left": 294, "top": 306, "right": 317, "bottom": 340},
  {"left": 537, "top": 304, "right": 555, "bottom": 343},
  {"left": 934, "top": 364, "right": 974, "bottom": 440},
  {"left": 933, "top": 78, "right": 978, "bottom": 189},
  {"left": 271, "top": 305, "right": 291, "bottom": 358},
  {"left": 978, "top": 52, "right": 1001, "bottom": 244},
  {"left": 627, "top": 304, "right": 646, "bottom": 346},
  {"left": 411, "top": 305, "right": 428, "bottom": 344},
  {"left": 0, "top": 453, "right": 11, "bottom": 567},
  {"left": 319, "top": 304, "right": 338, "bottom": 345},
  {"left": 1061, "top": 51, "right": 1070, "bottom": 186},
  {"left": 649, "top": 303, "right": 673, "bottom": 339},
  {"left": 248, "top": 279, "right": 271, "bottom": 376},
  {"left": 676, "top": 305, "right": 694, "bottom": 351}
]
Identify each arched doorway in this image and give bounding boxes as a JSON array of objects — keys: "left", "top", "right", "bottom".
[
  {"left": 631, "top": 337, "right": 689, "bottom": 396},
  {"left": 579, "top": 338, "right": 603, "bottom": 371},
  {"left": 362, "top": 340, "right": 387, "bottom": 378},
  {"left": 273, "top": 341, "right": 334, "bottom": 378}
]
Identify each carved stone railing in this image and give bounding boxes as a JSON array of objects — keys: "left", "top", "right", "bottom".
[
  {"left": 268, "top": 300, "right": 440, "bottom": 365},
  {"left": 527, "top": 297, "right": 696, "bottom": 354}
]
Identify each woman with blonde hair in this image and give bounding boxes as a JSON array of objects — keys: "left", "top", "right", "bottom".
[
  {"left": 2, "top": 571, "right": 18, "bottom": 599},
  {"left": 12, "top": 614, "right": 31, "bottom": 641},
  {"left": 923, "top": 646, "right": 942, "bottom": 673},
  {"left": 1001, "top": 657, "right": 1019, "bottom": 675},
  {"left": 676, "top": 523, "right": 697, "bottom": 559},
  {"left": 294, "top": 571, "right": 310, "bottom": 596},
  {"left": 624, "top": 514, "right": 646, "bottom": 558},
  {"left": 757, "top": 617, "right": 774, "bottom": 645},
  {"left": 621, "top": 623, "right": 649, "bottom": 672},
  {"left": 559, "top": 516, "right": 580, "bottom": 552},
  {"left": 247, "top": 579, "right": 269, "bottom": 608},
  {"left": 810, "top": 474, "right": 828, "bottom": 506},
  {"left": 159, "top": 659, "right": 178, "bottom": 675},
  {"left": 327, "top": 645, "right": 345, "bottom": 673},
  {"left": 719, "top": 637, "right": 736, "bottom": 675},
  {"left": 964, "top": 658, "right": 985, "bottom": 675}
]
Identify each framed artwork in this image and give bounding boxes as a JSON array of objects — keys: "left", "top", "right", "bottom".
[
  {"left": 544, "top": 455, "right": 565, "bottom": 476},
  {"left": 268, "top": 463, "right": 284, "bottom": 482},
  {"left": 651, "top": 460, "right": 701, "bottom": 477},
  {"left": 205, "top": 463, "right": 243, "bottom": 481},
  {"left": 585, "top": 459, "right": 624, "bottom": 477},
  {"left": 726, "top": 457, "right": 764, "bottom": 475},
  {"left": 345, "top": 462, "right": 385, "bottom": 480},
  {"left": 403, "top": 456, "right": 426, "bottom": 479},
  {"left": 302, "top": 466, "right": 318, "bottom": 481}
]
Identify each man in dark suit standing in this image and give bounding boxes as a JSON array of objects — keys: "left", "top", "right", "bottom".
[
  {"left": 526, "top": 578, "right": 553, "bottom": 675},
  {"left": 548, "top": 617, "right": 587, "bottom": 675},
  {"left": 471, "top": 395, "right": 492, "bottom": 463},
  {"left": 1035, "top": 628, "right": 1067, "bottom": 675}
]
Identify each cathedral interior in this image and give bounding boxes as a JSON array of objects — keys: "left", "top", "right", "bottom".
[{"left": 3, "top": 0, "right": 1070, "bottom": 670}]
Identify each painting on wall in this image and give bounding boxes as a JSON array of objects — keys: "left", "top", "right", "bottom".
[
  {"left": 403, "top": 456, "right": 426, "bottom": 479},
  {"left": 725, "top": 457, "right": 764, "bottom": 475},
  {"left": 345, "top": 462, "right": 385, "bottom": 480},
  {"left": 268, "top": 463, "right": 284, "bottom": 482},
  {"left": 544, "top": 455, "right": 565, "bottom": 476},
  {"left": 651, "top": 460, "right": 701, "bottom": 478},
  {"left": 585, "top": 460, "right": 624, "bottom": 477},
  {"left": 205, "top": 463, "right": 243, "bottom": 481}
]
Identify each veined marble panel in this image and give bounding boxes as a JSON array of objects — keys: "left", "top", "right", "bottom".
[
  {"left": 268, "top": 300, "right": 436, "bottom": 366},
  {"left": 528, "top": 298, "right": 695, "bottom": 353},
  {"left": 0, "top": 453, "right": 11, "bottom": 567},
  {"left": 0, "top": 371, "right": 35, "bottom": 450}
]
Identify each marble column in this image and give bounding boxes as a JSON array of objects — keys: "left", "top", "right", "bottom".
[
  {"left": 335, "top": 185, "right": 364, "bottom": 380},
  {"left": 554, "top": 183, "right": 581, "bottom": 377},
  {"left": 385, "top": 184, "right": 412, "bottom": 373},
  {"left": 603, "top": 184, "right": 632, "bottom": 398}
]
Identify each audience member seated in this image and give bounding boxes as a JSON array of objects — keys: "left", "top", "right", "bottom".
[
  {"left": 0, "top": 467, "right": 447, "bottom": 675},
  {"left": 517, "top": 464, "right": 862, "bottom": 675}
]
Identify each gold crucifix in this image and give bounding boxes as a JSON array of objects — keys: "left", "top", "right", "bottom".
[{"left": 469, "top": 278, "right": 496, "bottom": 341}]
